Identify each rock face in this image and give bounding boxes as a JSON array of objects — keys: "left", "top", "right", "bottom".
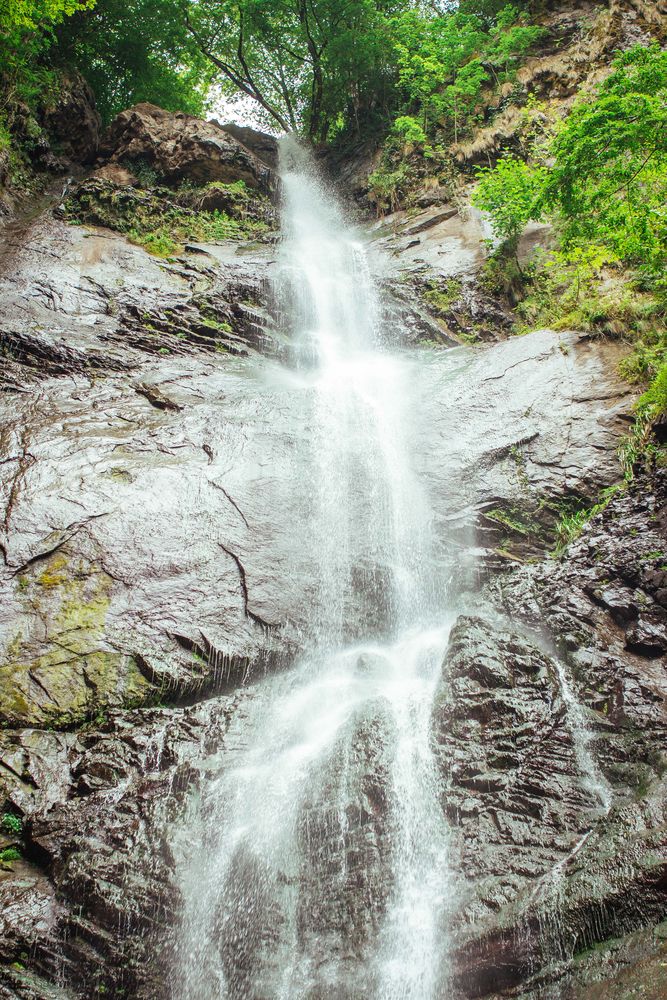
[
  {"left": 98, "top": 103, "right": 275, "bottom": 191},
  {"left": 437, "top": 469, "right": 667, "bottom": 998},
  {"left": 0, "top": 699, "right": 238, "bottom": 999},
  {"left": 219, "top": 123, "right": 279, "bottom": 170},
  {"left": 0, "top": 109, "right": 664, "bottom": 1000},
  {"left": 413, "top": 327, "right": 633, "bottom": 576}
]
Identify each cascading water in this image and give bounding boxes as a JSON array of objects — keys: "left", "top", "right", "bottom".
[{"left": 174, "top": 138, "right": 455, "bottom": 999}]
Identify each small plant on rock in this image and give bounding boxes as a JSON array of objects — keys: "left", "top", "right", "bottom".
[{"left": 2, "top": 812, "right": 22, "bottom": 835}]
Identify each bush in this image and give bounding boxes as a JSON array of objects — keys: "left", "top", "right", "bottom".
[
  {"left": 539, "top": 44, "right": 667, "bottom": 282},
  {"left": 2, "top": 812, "right": 22, "bottom": 835},
  {"left": 473, "top": 157, "right": 547, "bottom": 246},
  {"left": 368, "top": 162, "right": 413, "bottom": 215}
]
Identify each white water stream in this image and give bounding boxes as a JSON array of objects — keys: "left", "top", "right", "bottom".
[
  {"left": 175, "top": 140, "right": 454, "bottom": 999},
  {"left": 172, "top": 139, "right": 610, "bottom": 1000}
]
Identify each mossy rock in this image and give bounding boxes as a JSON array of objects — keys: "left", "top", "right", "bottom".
[
  {"left": 62, "top": 177, "right": 273, "bottom": 257},
  {"left": 0, "top": 551, "right": 154, "bottom": 728}
]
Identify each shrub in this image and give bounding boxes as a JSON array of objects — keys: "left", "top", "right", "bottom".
[
  {"left": 473, "top": 157, "right": 547, "bottom": 246},
  {"left": 1, "top": 812, "right": 22, "bottom": 835}
]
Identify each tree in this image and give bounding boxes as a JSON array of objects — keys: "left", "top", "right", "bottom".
[
  {"left": 388, "top": 4, "right": 542, "bottom": 144},
  {"left": 539, "top": 44, "right": 667, "bottom": 278},
  {"left": 0, "top": 0, "right": 94, "bottom": 31},
  {"left": 54, "top": 0, "right": 210, "bottom": 122},
  {"left": 0, "top": 0, "right": 97, "bottom": 115},
  {"left": 183, "top": 0, "right": 399, "bottom": 141}
]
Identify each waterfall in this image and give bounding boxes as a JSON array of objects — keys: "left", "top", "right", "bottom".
[{"left": 173, "top": 139, "right": 454, "bottom": 999}]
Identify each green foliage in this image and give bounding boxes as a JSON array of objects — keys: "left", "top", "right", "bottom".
[
  {"left": 65, "top": 180, "right": 269, "bottom": 259},
  {"left": 0, "top": 0, "right": 88, "bottom": 116},
  {"left": 177, "top": 1, "right": 543, "bottom": 143},
  {"left": 514, "top": 244, "right": 624, "bottom": 331},
  {"left": 368, "top": 161, "right": 413, "bottom": 215},
  {"left": 0, "top": 847, "right": 22, "bottom": 864},
  {"left": 423, "top": 278, "right": 463, "bottom": 315},
  {"left": 54, "top": 0, "right": 211, "bottom": 123},
  {"left": 619, "top": 328, "right": 667, "bottom": 385},
  {"left": 1, "top": 812, "right": 22, "bottom": 835},
  {"left": 0, "top": 0, "right": 546, "bottom": 165},
  {"left": 636, "top": 363, "right": 667, "bottom": 423},
  {"left": 538, "top": 44, "right": 667, "bottom": 282},
  {"left": 473, "top": 157, "right": 547, "bottom": 244},
  {"left": 123, "top": 206, "right": 267, "bottom": 257},
  {"left": 554, "top": 486, "right": 621, "bottom": 555},
  {"left": 618, "top": 363, "right": 667, "bottom": 479},
  {"left": 390, "top": 4, "right": 543, "bottom": 143},
  {"left": 129, "top": 161, "right": 160, "bottom": 188},
  {"left": 184, "top": 0, "right": 398, "bottom": 140},
  {"left": 391, "top": 115, "right": 429, "bottom": 148},
  {"left": 475, "top": 42, "right": 667, "bottom": 466},
  {"left": 1, "top": 0, "right": 93, "bottom": 31}
]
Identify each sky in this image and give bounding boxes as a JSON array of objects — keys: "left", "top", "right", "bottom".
[{"left": 207, "top": 84, "right": 283, "bottom": 134}]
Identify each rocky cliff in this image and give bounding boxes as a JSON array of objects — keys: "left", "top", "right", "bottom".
[{"left": 0, "top": 46, "right": 665, "bottom": 1000}]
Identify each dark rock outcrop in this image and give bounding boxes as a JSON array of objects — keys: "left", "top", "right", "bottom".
[
  {"left": 219, "top": 123, "right": 279, "bottom": 170},
  {"left": 0, "top": 699, "right": 240, "bottom": 998},
  {"left": 436, "top": 469, "right": 667, "bottom": 998},
  {"left": 98, "top": 103, "right": 275, "bottom": 191}
]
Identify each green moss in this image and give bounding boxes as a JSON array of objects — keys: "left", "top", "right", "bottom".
[
  {"left": 1, "top": 552, "right": 154, "bottom": 728},
  {"left": 200, "top": 309, "right": 233, "bottom": 334},
  {"left": 485, "top": 508, "right": 536, "bottom": 536},
  {"left": 36, "top": 552, "right": 69, "bottom": 588},
  {"left": 202, "top": 179, "right": 250, "bottom": 201},
  {"left": 423, "top": 278, "right": 463, "bottom": 316},
  {"left": 0, "top": 847, "right": 21, "bottom": 864},
  {"left": 63, "top": 180, "right": 271, "bottom": 258},
  {"left": 106, "top": 467, "right": 133, "bottom": 483},
  {"left": 552, "top": 486, "right": 622, "bottom": 555}
]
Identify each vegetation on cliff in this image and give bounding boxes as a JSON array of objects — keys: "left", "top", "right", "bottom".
[
  {"left": 474, "top": 41, "right": 667, "bottom": 442},
  {"left": 0, "top": 2, "right": 548, "bottom": 139}
]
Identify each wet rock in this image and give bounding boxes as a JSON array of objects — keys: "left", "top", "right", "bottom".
[
  {"left": 455, "top": 469, "right": 667, "bottom": 997},
  {"left": 0, "top": 143, "right": 660, "bottom": 1000},
  {"left": 0, "top": 699, "right": 239, "bottom": 998},
  {"left": 134, "top": 380, "right": 182, "bottom": 411},
  {"left": 417, "top": 328, "right": 633, "bottom": 570},
  {"left": 98, "top": 103, "right": 275, "bottom": 191},
  {"left": 295, "top": 700, "right": 396, "bottom": 983},
  {"left": 625, "top": 618, "right": 667, "bottom": 658},
  {"left": 432, "top": 616, "right": 596, "bottom": 929},
  {"left": 585, "top": 581, "right": 639, "bottom": 624}
]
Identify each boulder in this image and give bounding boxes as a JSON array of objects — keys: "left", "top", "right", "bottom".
[
  {"left": 98, "top": 103, "right": 275, "bottom": 190},
  {"left": 219, "top": 122, "right": 279, "bottom": 169},
  {"left": 90, "top": 163, "right": 138, "bottom": 186}
]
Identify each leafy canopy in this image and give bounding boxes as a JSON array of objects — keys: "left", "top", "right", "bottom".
[
  {"left": 182, "top": 0, "right": 400, "bottom": 141},
  {"left": 388, "top": 4, "right": 543, "bottom": 143},
  {"left": 54, "top": 0, "right": 211, "bottom": 122},
  {"left": 0, "top": 0, "right": 94, "bottom": 30},
  {"left": 539, "top": 43, "right": 667, "bottom": 278}
]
